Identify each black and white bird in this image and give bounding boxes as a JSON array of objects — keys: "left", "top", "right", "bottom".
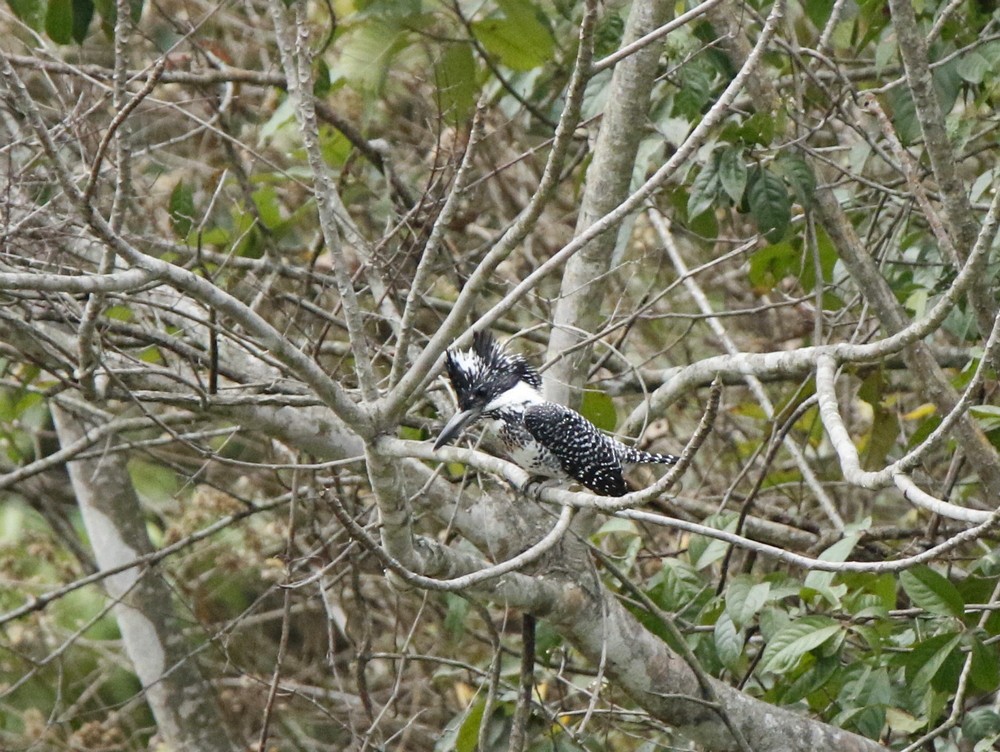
[{"left": 433, "top": 331, "right": 679, "bottom": 497}]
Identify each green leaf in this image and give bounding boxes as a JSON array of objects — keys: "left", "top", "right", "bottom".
[
  {"left": 730, "top": 111, "right": 778, "bottom": 147},
  {"left": 674, "top": 59, "right": 714, "bottom": 119},
  {"left": 779, "top": 654, "right": 840, "bottom": 704},
  {"left": 471, "top": 0, "right": 554, "bottom": 71},
  {"left": 746, "top": 166, "right": 791, "bottom": 244},
  {"left": 932, "top": 56, "right": 962, "bottom": 115},
  {"left": 713, "top": 611, "right": 743, "bottom": 670},
  {"left": 443, "top": 593, "right": 470, "bottom": 639},
  {"left": 169, "top": 181, "right": 195, "bottom": 238},
  {"left": 71, "top": 0, "right": 93, "bottom": 42},
  {"left": 970, "top": 636, "right": 1000, "bottom": 692},
  {"left": 687, "top": 153, "right": 722, "bottom": 218},
  {"left": 725, "top": 576, "right": 770, "bottom": 629},
  {"left": 858, "top": 369, "right": 899, "bottom": 470},
  {"left": 804, "top": 532, "right": 860, "bottom": 593},
  {"left": 579, "top": 389, "right": 617, "bottom": 433},
  {"left": 435, "top": 43, "right": 477, "bottom": 126},
  {"left": 964, "top": 708, "right": 1000, "bottom": 745},
  {"left": 717, "top": 146, "right": 747, "bottom": 204},
  {"left": 874, "top": 36, "right": 897, "bottom": 76},
  {"left": 801, "top": 0, "right": 835, "bottom": 31},
  {"left": 899, "top": 565, "right": 965, "bottom": 619},
  {"left": 319, "top": 126, "right": 352, "bottom": 167},
  {"left": 455, "top": 698, "right": 486, "bottom": 752},
  {"left": 313, "top": 57, "right": 332, "bottom": 97},
  {"left": 905, "top": 632, "right": 963, "bottom": 691},
  {"left": 252, "top": 185, "right": 282, "bottom": 230},
  {"left": 91, "top": 0, "right": 142, "bottom": 36},
  {"left": 45, "top": 0, "right": 74, "bottom": 43},
  {"left": 958, "top": 50, "right": 991, "bottom": 85},
  {"left": 747, "top": 239, "right": 796, "bottom": 291},
  {"left": 775, "top": 153, "right": 816, "bottom": 207},
  {"left": 688, "top": 513, "right": 738, "bottom": 570},
  {"left": 650, "top": 558, "right": 704, "bottom": 611},
  {"left": 7, "top": 0, "right": 44, "bottom": 29},
  {"left": 886, "top": 87, "right": 920, "bottom": 145},
  {"left": 760, "top": 615, "right": 842, "bottom": 674},
  {"left": 338, "top": 19, "right": 408, "bottom": 92}
]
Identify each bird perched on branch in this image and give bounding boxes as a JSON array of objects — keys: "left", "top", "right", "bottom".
[{"left": 433, "top": 331, "right": 679, "bottom": 496}]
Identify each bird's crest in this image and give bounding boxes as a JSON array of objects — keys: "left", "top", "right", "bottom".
[{"left": 444, "top": 331, "right": 541, "bottom": 410}]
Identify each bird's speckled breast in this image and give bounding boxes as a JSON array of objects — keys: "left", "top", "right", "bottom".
[{"left": 485, "top": 411, "right": 565, "bottom": 478}]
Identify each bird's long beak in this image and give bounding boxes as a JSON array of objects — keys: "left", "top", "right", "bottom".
[{"left": 433, "top": 408, "right": 480, "bottom": 450}]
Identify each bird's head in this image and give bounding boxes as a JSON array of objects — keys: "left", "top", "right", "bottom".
[{"left": 433, "top": 331, "right": 542, "bottom": 450}]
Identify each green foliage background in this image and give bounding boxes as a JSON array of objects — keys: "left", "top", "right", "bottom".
[{"left": 1, "top": 0, "right": 1000, "bottom": 749}]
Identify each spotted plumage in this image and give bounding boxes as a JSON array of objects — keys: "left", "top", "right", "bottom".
[{"left": 433, "top": 331, "right": 679, "bottom": 496}]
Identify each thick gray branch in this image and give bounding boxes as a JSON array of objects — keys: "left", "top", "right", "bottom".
[
  {"left": 545, "top": 0, "right": 672, "bottom": 407},
  {"left": 52, "top": 406, "right": 238, "bottom": 751}
]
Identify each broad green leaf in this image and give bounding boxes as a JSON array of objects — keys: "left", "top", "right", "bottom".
[
  {"left": 874, "top": 36, "right": 896, "bottom": 76},
  {"left": 471, "top": 0, "right": 553, "bottom": 71},
  {"left": 46, "top": 0, "right": 74, "bottom": 43},
  {"left": 958, "top": 50, "right": 991, "bottom": 85},
  {"left": 594, "top": 10, "right": 624, "bottom": 57},
  {"left": 899, "top": 565, "right": 965, "bottom": 619},
  {"left": 884, "top": 707, "right": 925, "bottom": 734},
  {"left": 970, "top": 636, "right": 1000, "bottom": 692},
  {"left": 964, "top": 708, "right": 1000, "bottom": 745},
  {"left": 127, "top": 458, "right": 179, "bottom": 504},
  {"left": 747, "top": 239, "right": 796, "bottom": 291},
  {"left": 853, "top": 705, "right": 886, "bottom": 740},
  {"left": 804, "top": 532, "right": 860, "bottom": 593},
  {"left": 594, "top": 518, "right": 641, "bottom": 569},
  {"left": 688, "top": 513, "right": 738, "bottom": 570},
  {"left": 338, "top": 20, "right": 408, "bottom": 91},
  {"left": 313, "top": 57, "right": 332, "bottom": 97},
  {"left": 886, "top": 87, "right": 920, "bottom": 145},
  {"left": 70, "top": 0, "right": 94, "bottom": 41},
  {"left": 91, "top": 0, "right": 141, "bottom": 36},
  {"left": 731, "top": 111, "right": 778, "bottom": 147},
  {"left": 717, "top": 146, "right": 747, "bottom": 204},
  {"left": 580, "top": 389, "right": 616, "bottom": 433},
  {"left": 260, "top": 96, "right": 297, "bottom": 143},
  {"left": 932, "top": 57, "right": 962, "bottom": 115},
  {"left": 650, "top": 558, "right": 704, "bottom": 611},
  {"left": 760, "top": 615, "right": 842, "bottom": 674},
  {"left": 725, "top": 576, "right": 770, "bottom": 629},
  {"left": 674, "top": 59, "right": 714, "bottom": 119},
  {"left": 746, "top": 166, "right": 791, "bottom": 244},
  {"left": 252, "top": 186, "right": 282, "bottom": 230},
  {"left": 169, "top": 181, "right": 196, "bottom": 238},
  {"left": 858, "top": 369, "right": 899, "bottom": 470},
  {"left": 318, "top": 126, "right": 352, "bottom": 167},
  {"left": 801, "top": 0, "right": 834, "bottom": 30},
  {"left": 444, "top": 593, "right": 469, "bottom": 638},
  {"left": 775, "top": 153, "right": 816, "bottom": 208},
  {"left": 454, "top": 697, "right": 486, "bottom": 752},
  {"left": 687, "top": 154, "right": 722, "bottom": 218},
  {"left": 7, "top": 0, "right": 44, "bottom": 29},
  {"left": 435, "top": 43, "right": 477, "bottom": 126},
  {"left": 713, "top": 611, "right": 743, "bottom": 670},
  {"left": 103, "top": 305, "right": 133, "bottom": 322},
  {"left": 972, "top": 405, "right": 1000, "bottom": 434},
  {"left": 906, "top": 632, "right": 962, "bottom": 691}
]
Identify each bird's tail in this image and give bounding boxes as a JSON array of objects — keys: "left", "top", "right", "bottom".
[{"left": 622, "top": 447, "right": 680, "bottom": 466}]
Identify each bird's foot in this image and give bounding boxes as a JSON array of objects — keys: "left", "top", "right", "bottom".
[{"left": 520, "top": 477, "right": 560, "bottom": 501}]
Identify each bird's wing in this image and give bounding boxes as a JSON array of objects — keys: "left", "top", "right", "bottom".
[{"left": 523, "top": 403, "right": 628, "bottom": 496}]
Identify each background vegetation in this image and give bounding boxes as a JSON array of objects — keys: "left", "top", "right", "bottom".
[{"left": 1, "top": 0, "right": 1000, "bottom": 749}]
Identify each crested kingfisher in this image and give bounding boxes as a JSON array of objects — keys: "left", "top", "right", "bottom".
[{"left": 433, "top": 331, "right": 679, "bottom": 496}]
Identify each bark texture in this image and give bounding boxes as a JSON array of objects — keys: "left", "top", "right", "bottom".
[{"left": 52, "top": 406, "right": 238, "bottom": 752}]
